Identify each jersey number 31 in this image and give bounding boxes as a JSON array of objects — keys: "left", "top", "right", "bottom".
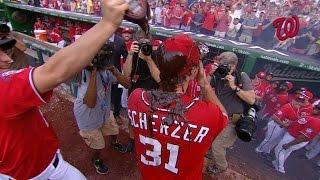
[{"left": 139, "top": 134, "right": 179, "bottom": 174}]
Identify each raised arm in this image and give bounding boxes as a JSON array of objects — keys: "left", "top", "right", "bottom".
[{"left": 33, "top": 0, "right": 128, "bottom": 94}]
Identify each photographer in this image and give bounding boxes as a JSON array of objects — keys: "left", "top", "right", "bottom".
[
  {"left": 206, "top": 52, "right": 255, "bottom": 175},
  {"left": 121, "top": 30, "right": 160, "bottom": 153},
  {"left": 74, "top": 45, "right": 130, "bottom": 175}
]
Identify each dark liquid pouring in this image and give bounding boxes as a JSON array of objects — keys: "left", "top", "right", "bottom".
[{"left": 124, "top": 0, "right": 150, "bottom": 36}]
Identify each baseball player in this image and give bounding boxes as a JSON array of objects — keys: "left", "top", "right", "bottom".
[
  {"left": 253, "top": 71, "right": 270, "bottom": 102},
  {"left": 273, "top": 103, "right": 320, "bottom": 173},
  {"left": 305, "top": 101, "right": 320, "bottom": 160},
  {"left": 0, "top": 0, "right": 128, "bottom": 179},
  {"left": 128, "top": 34, "right": 228, "bottom": 179},
  {"left": 255, "top": 90, "right": 314, "bottom": 154},
  {"left": 262, "top": 81, "right": 293, "bottom": 118}
]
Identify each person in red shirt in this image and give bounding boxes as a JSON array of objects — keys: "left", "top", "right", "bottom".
[
  {"left": 214, "top": 9, "right": 231, "bottom": 38},
  {"left": 170, "top": 3, "right": 184, "bottom": 29},
  {"left": 0, "top": 1, "right": 128, "bottom": 179},
  {"left": 128, "top": 34, "right": 228, "bottom": 179},
  {"left": 273, "top": 105, "right": 320, "bottom": 173},
  {"left": 68, "top": 22, "right": 77, "bottom": 43},
  {"left": 34, "top": 17, "right": 45, "bottom": 30},
  {"left": 201, "top": 6, "right": 216, "bottom": 35},
  {"left": 255, "top": 90, "right": 313, "bottom": 155},
  {"left": 262, "top": 81, "right": 293, "bottom": 117},
  {"left": 180, "top": 8, "right": 194, "bottom": 31},
  {"left": 252, "top": 71, "right": 270, "bottom": 102}
]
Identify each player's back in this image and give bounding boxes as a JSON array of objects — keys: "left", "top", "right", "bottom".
[{"left": 128, "top": 89, "right": 227, "bottom": 180}]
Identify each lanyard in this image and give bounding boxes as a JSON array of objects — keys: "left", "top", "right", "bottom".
[{"left": 99, "top": 71, "right": 110, "bottom": 96}]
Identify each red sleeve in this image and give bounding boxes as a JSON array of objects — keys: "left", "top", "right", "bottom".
[
  {"left": 1, "top": 68, "right": 52, "bottom": 117},
  {"left": 128, "top": 88, "right": 143, "bottom": 110},
  {"left": 274, "top": 104, "right": 289, "bottom": 120},
  {"left": 300, "top": 118, "right": 320, "bottom": 140}
]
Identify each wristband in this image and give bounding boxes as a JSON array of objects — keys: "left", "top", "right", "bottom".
[
  {"left": 128, "top": 51, "right": 134, "bottom": 55},
  {"left": 233, "top": 87, "right": 241, "bottom": 93}
]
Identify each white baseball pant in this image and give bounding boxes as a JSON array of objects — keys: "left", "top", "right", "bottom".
[
  {"left": 274, "top": 132, "right": 308, "bottom": 173},
  {"left": 0, "top": 150, "right": 86, "bottom": 180},
  {"left": 305, "top": 134, "right": 320, "bottom": 159},
  {"left": 256, "top": 120, "right": 286, "bottom": 154}
]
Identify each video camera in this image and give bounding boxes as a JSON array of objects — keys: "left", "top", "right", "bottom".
[
  {"left": 235, "top": 104, "right": 260, "bottom": 142},
  {"left": 214, "top": 63, "right": 231, "bottom": 79},
  {"left": 92, "top": 43, "right": 114, "bottom": 69},
  {"left": 134, "top": 41, "right": 152, "bottom": 56}
]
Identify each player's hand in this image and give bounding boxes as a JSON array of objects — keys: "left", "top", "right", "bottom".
[
  {"left": 129, "top": 41, "right": 140, "bottom": 54},
  {"left": 282, "top": 143, "right": 290, "bottom": 150},
  {"left": 101, "top": 0, "right": 128, "bottom": 28},
  {"left": 226, "top": 72, "right": 236, "bottom": 90},
  {"left": 197, "top": 61, "right": 208, "bottom": 87}
]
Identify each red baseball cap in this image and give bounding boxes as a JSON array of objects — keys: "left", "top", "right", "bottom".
[
  {"left": 297, "top": 90, "right": 313, "bottom": 100},
  {"left": 122, "top": 27, "right": 133, "bottom": 34},
  {"left": 162, "top": 34, "right": 200, "bottom": 75}
]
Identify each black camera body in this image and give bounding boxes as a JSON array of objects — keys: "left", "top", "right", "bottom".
[
  {"left": 235, "top": 104, "right": 260, "bottom": 142},
  {"left": 92, "top": 43, "right": 114, "bottom": 69},
  {"left": 135, "top": 41, "right": 152, "bottom": 56},
  {"left": 214, "top": 63, "right": 231, "bottom": 79}
]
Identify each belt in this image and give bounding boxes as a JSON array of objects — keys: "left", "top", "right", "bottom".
[{"left": 53, "top": 154, "right": 59, "bottom": 168}]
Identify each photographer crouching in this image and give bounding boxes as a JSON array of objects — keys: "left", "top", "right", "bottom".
[
  {"left": 121, "top": 30, "right": 160, "bottom": 153},
  {"left": 206, "top": 52, "right": 256, "bottom": 175},
  {"left": 73, "top": 44, "right": 130, "bottom": 175}
]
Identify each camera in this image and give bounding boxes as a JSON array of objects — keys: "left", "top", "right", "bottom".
[
  {"left": 92, "top": 43, "right": 114, "bottom": 69},
  {"left": 235, "top": 104, "right": 260, "bottom": 142},
  {"left": 135, "top": 41, "right": 152, "bottom": 56},
  {"left": 214, "top": 63, "right": 231, "bottom": 78}
]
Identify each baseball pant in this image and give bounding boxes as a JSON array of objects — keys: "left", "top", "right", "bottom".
[
  {"left": 274, "top": 132, "right": 308, "bottom": 173},
  {"left": 210, "top": 123, "right": 238, "bottom": 170},
  {"left": 0, "top": 151, "right": 86, "bottom": 180},
  {"left": 256, "top": 120, "right": 286, "bottom": 154},
  {"left": 305, "top": 134, "right": 320, "bottom": 159}
]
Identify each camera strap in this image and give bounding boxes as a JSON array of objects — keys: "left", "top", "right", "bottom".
[{"left": 99, "top": 71, "right": 110, "bottom": 96}]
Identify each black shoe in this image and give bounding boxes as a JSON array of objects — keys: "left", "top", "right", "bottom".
[
  {"left": 206, "top": 165, "right": 225, "bottom": 175},
  {"left": 111, "top": 141, "right": 123, "bottom": 152},
  {"left": 93, "top": 159, "right": 108, "bottom": 175},
  {"left": 120, "top": 140, "right": 134, "bottom": 153}
]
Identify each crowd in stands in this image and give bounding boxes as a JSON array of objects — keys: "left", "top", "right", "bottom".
[{"left": 9, "top": 0, "right": 320, "bottom": 59}]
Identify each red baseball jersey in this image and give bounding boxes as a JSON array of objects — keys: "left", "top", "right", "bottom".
[
  {"left": 274, "top": 102, "right": 313, "bottom": 124},
  {"left": 264, "top": 92, "right": 290, "bottom": 114},
  {"left": 0, "top": 68, "right": 59, "bottom": 179},
  {"left": 288, "top": 115, "right": 320, "bottom": 140},
  {"left": 253, "top": 81, "right": 270, "bottom": 99},
  {"left": 186, "top": 80, "right": 201, "bottom": 99},
  {"left": 50, "top": 31, "right": 63, "bottom": 43},
  {"left": 128, "top": 89, "right": 227, "bottom": 180}
]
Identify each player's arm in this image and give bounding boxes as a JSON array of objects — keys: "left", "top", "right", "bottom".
[
  {"left": 199, "top": 62, "right": 227, "bottom": 115},
  {"left": 32, "top": 0, "right": 128, "bottom": 94},
  {"left": 83, "top": 69, "right": 97, "bottom": 108}
]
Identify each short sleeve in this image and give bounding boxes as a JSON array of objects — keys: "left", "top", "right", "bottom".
[
  {"left": 273, "top": 105, "right": 288, "bottom": 120},
  {"left": 128, "top": 88, "right": 143, "bottom": 110},
  {"left": 1, "top": 68, "right": 52, "bottom": 117},
  {"left": 241, "top": 72, "right": 253, "bottom": 91}
]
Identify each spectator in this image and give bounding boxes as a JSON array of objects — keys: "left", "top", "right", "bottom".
[
  {"left": 122, "top": 30, "right": 160, "bottom": 153},
  {"left": 255, "top": 14, "right": 276, "bottom": 48},
  {"left": 170, "top": 2, "right": 184, "bottom": 29},
  {"left": 180, "top": 7, "right": 194, "bottom": 31},
  {"left": 73, "top": 57, "right": 129, "bottom": 174},
  {"left": 289, "top": 30, "right": 316, "bottom": 55},
  {"left": 226, "top": 17, "right": 242, "bottom": 40},
  {"left": 239, "top": 7, "right": 259, "bottom": 43},
  {"left": 190, "top": 7, "right": 204, "bottom": 33},
  {"left": 252, "top": 11, "right": 265, "bottom": 43},
  {"left": 163, "top": 3, "right": 172, "bottom": 27},
  {"left": 214, "top": 9, "right": 232, "bottom": 38},
  {"left": 201, "top": 5, "right": 216, "bottom": 35},
  {"left": 230, "top": 1, "right": 244, "bottom": 21},
  {"left": 154, "top": 1, "right": 164, "bottom": 26}
]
